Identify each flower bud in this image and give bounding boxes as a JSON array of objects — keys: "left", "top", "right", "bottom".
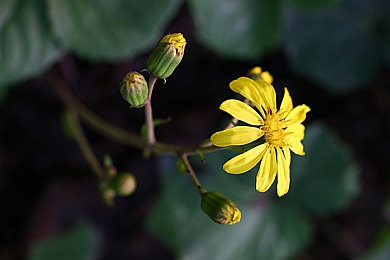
[
  {"left": 146, "top": 33, "right": 186, "bottom": 79},
  {"left": 108, "top": 172, "right": 137, "bottom": 196},
  {"left": 120, "top": 71, "right": 148, "bottom": 108},
  {"left": 201, "top": 191, "right": 241, "bottom": 225},
  {"left": 247, "top": 66, "right": 273, "bottom": 84}
]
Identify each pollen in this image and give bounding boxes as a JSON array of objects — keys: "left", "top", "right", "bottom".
[
  {"left": 162, "top": 33, "right": 186, "bottom": 55},
  {"left": 262, "top": 112, "right": 286, "bottom": 147}
]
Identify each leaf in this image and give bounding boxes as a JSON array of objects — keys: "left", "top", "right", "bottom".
[
  {"left": 283, "top": 0, "right": 383, "bottom": 93},
  {"left": 181, "top": 202, "right": 313, "bottom": 260},
  {"left": 0, "top": 0, "right": 18, "bottom": 28},
  {"left": 146, "top": 156, "right": 313, "bottom": 260},
  {"left": 285, "top": 0, "right": 341, "bottom": 11},
  {"left": 188, "top": 0, "right": 283, "bottom": 59},
  {"left": 28, "top": 221, "right": 101, "bottom": 260},
  {"left": 46, "top": 0, "right": 182, "bottom": 61},
  {"left": 0, "top": 0, "right": 62, "bottom": 90},
  {"left": 359, "top": 227, "right": 390, "bottom": 260},
  {"left": 287, "top": 122, "right": 360, "bottom": 215}
]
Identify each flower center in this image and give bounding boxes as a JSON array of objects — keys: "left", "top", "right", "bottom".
[{"left": 262, "top": 110, "right": 286, "bottom": 147}]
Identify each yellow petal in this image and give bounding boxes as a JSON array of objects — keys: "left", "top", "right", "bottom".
[
  {"left": 255, "top": 79, "right": 276, "bottom": 109},
  {"left": 256, "top": 146, "right": 277, "bottom": 192},
  {"left": 276, "top": 147, "right": 291, "bottom": 197},
  {"left": 220, "top": 99, "right": 264, "bottom": 126},
  {"left": 261, "top": 71, "right": 273, "bottom": 84},
  {"left": 229, "top": 77, "right": 262, "bottom": 112},
  {"left": 247, "top": 66, "right": 263, "bottom": 77},
  {"left": 223, "top": 144, "right": 268, "bottom": 174},
  {"left": 285, "top": 123, "right": 305, "bottom": 141},
  {"left": 210, "top": 126, "right": 263, "bottom": 147},
  {"left": 278, "top": 88, "right": 293, "bottom": 118},
  {"left": 285, "top": 104, "right": 310, "bottom": 126},
  {"left": 288, "top": 139, "right": 305, "bottom": 155}
]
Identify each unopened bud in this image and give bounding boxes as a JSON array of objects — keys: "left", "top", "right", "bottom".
[
  {"left": 146, "top": 33, "right": 186, "bottom": 79},
  {"left": 108, "top": 172, "right": 137, "bottom": 196},
  {"left": 201, "top": 191, "right": 241, "bottom": 225},
  {"left": 247, "top": 66, "right": 273, "bottom": 84},
  {"left": 120, "top": 71, "right": 148, "bottom": 108}
]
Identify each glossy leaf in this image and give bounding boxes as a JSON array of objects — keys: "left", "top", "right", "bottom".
[
  {"left": 28, "top": 221, "right": 101, "bottom": 260},
  {"left": 285, "top": 0, "right": 341, "bottom": 11},
  {"left": 359, "top": 228, "right": 390, "bottom": 260},
  {"left": 146, "top": 155, "right": 313, "bottom": 259},
  {"left": 46, "top": 0, "right": 182, "bottom": 61},
  {"left": 188, "top": 0, "right": 282, "bottom": 59},
  {"left": 287, "top": 122, "right": 359, "bottom": 215},
  {"left": 0, "top": 0, "right": 62, "bottom": 89},
  {"left": 284, "top": 0, "right": 383, "bottom": 93}
]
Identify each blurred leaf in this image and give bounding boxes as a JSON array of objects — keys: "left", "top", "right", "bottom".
[
  {"left": 285, "top": 0, "right": 341, "bottom": 11},
  {"left": 47, "top": 0, "right": 182, "bottom": 61},
  {"left": 379, "top": 0, "right": 390, "bottom": 68},
  {"left": 359, "top": 227, "right": 390, "bottom": 260},
  {"left": 287, "top": 122, "right": 359, "bottom": 215},
  {"left": 0, "top": 0, "right": 62, "bottom": 90},
  {"left": 28, "top": 221, "right": 101, "bottom": 260},
  {"left": 0, "top": 0, "right": 18, "bottom": 28},
  {"left": 284, "top": 0, "right": 383, "bottom": 93},
  {"left": 188, "top": 0, "right": 282, "bottom": 59},
  {"left": 146, "top": 155, "right": 313, "bottom": 260}
]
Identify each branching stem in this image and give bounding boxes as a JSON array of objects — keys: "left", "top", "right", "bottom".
[{"left": 65, "top": 108, "right": 106, "bottom": 180}]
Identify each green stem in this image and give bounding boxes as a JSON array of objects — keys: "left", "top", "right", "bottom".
[
  {"left": 144, "top": 76, "right": 158, "bottom": 153},
  {"left": 181, "top": 154, "right": 206, "bottom": 196},
  {"left": 65, "top": 108, "right": 106, "bottom": 180},
  {"left": 48, "top": 72, "right": 221, "bottom": 156}
]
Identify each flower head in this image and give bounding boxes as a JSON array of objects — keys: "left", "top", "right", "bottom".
[
  {"left": 201, "top": 191, "right": 241, "bottom": 225},
  {"left": 146, "top": 33, "right": 186, "bottom": 79},
  {"left": 210, "top": 76, "right": 310, "bottom": 196},
  {"left": 247, "top": 66, "right": 273, "bottom": 84},
  {"left": 119, "top": 71, "right": 148, "bottom": 108}
]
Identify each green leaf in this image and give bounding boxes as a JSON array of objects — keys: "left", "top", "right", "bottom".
[
  {"left": 0, "top": 0, "right": 18, "bottom": 28},
  {"left": 47, "top": 0, "right": 182, "bottom": 61},
  {"left": 359, "top": 227, "right": 390, "bottom": 260},
  {"left": 146, "top": 156, "right": 313, "bottom": 260},
  {"left": 284, "top": 1, "right": 382, "bottom": 93},
  {"left": 285, "top": 0, "right": 341, "bottom": 11},
  {"left": 0, "top": 0, "right": 62, "bottom": 89},
  {"left": 188, "top": 0, "right": 283, "bottom": 59},
  {"left": 287, "top": 122, "right": 360, "bottom": 215},
  {"left": 28, "top": 221, "right": 101, "bottom": 260}
]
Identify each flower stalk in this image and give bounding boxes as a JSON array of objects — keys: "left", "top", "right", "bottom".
[
  {"left": 144, "top": 76, "right": 158, "bottom": 153},
  {"left": 64, "top": 108, "right": 106, "bottom": 180},
  {"left": 181, "top": 154, "right": 206, "bottom": 196}
]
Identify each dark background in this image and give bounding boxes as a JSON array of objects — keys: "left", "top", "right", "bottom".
[{"left": 0, "top": 3, "right": 389, "bottom": 260}]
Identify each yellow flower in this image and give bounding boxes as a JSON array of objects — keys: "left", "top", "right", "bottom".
[
  {"left": 247, "top": 66, "right": 273, "bottom": 84},
  {"left": 210, "top": 77, "right": 310, "bottom": 196}
]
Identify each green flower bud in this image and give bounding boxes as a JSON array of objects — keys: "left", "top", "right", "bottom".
[
  {"left": 201, "top": 191, "right": 241, "bottom": 225},
  {"left": 120, "top": 71, "right": 148, "bottom": 108},
  {"left": 146, "top": 33, "right": 186, "bottom": 79},
  {"left": 108, "top": 172, "right": 137, "bottom": 196},
  {"left": 101, "top": 187, "right": 116, "bottom": 206}
]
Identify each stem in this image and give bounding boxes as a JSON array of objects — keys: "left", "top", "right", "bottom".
[
  {"left": 181, "top": 154, "right": 206, "bottom": 196},
  {"left": 47, "top": 71, "right": 221, "bottom": 156},
  {"left": 65, "top": 108, "right": 106, "bottom": 180},
  {"left": 144, "top": 76, "right": 158, "bottom": 152}
]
